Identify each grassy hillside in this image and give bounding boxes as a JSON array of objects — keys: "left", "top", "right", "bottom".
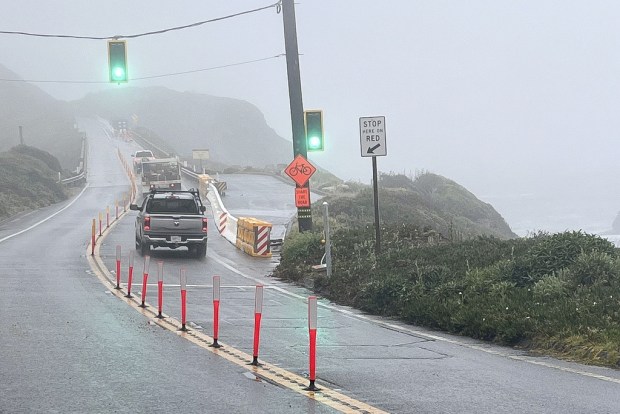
[
  {"left": 71, "top": 87, "right": 293, "bottom": 168},
  {"left": 282, "top": 229, "right": 620, "bottom": 367},
  {"left": 321, "top": 172, "right": 515, "bottom": 240},
  {"left": 0, "top": 146, "right": 67, "bottom": 219},
  {"left": 0, "top": 64, "right": 82, "bottom": 170},
  {"left": 274, "top": 175, "right": 620, "bottom": 368}
]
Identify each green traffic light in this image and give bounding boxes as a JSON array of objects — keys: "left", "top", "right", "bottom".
[
  {"left": 304, "top": 110, "right": 324, "bottom": 152},
  {"left": 308, "top": 135, "right": 321, "bottom": 149},
  {"left": 108, "top": 40, "right": 128, "bottom": 83},
  {"left": 112, "top": 67, "right": 125, "bottom": 80}
]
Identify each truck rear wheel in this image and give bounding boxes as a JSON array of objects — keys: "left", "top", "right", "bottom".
[{"left": 195, "top": 243, "right": 207, "bottom": 259}]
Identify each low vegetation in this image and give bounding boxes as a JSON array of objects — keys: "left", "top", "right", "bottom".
[
  {"left": 0, "top": 64, "right": 83, "bottom": 170},
  {"left": 0, "top": 145, "right": 68, "bottom": 220},
  {"left": 273, "top": 173, "right": 620, "bottom": 368}
]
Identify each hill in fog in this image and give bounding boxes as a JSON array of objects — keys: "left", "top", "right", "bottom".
[
  {"left": 328, "top": 172, "right": 516, "bottom": 240},
  {"left": 0, "top": 145, "right": 67, "bottom": 219},
  {"left": 0, "top": 64, "right": 82, "bottom": 170},
  {"left": 71, "top": 87, "right": 293, "bottom": 168},
  {"left": 0, "top": 64, "right": 517, "bottom": 238}
]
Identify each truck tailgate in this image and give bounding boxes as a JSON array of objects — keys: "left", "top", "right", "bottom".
[{"left": 149, "top": 215, "right": 204, "bottom": 235}]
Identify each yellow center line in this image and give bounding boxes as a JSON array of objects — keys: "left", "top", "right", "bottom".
[{"left": 86, "top": 208, "right": 388, "bottom": 414}]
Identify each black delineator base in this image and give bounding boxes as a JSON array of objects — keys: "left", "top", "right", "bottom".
[{"left": 304, "top": 380, "right": 320, "bottom": 392}]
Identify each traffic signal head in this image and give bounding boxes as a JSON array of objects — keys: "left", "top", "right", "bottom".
[
  {"left": 304, "top": 110, "right": 324, "bottom": 151},
  {"left": 108, "top": 40, "right": 128, "bottom": 83}
]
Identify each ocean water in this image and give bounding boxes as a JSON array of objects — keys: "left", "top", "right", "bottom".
[{"left": 480, "top": 191, "right": 620, "bottom": 245}]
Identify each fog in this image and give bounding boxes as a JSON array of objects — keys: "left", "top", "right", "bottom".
[{"left": 1, "top": 1, "right": 620, "bottom": 235}]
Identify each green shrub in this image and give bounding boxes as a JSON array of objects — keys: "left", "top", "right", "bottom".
[
  {"left": 274, "top": 215, "right": 620, "bottom": 366},
  {"left": 568, "top": 251, "right": 616, "bottom": 287},
  {"left": 510, "top": 231, "right": 616, "bottom": 286},
  {"left": 0, "top": 147, "right": 67, "bottom": 220},
  {"left": 273, "top": 230, "right": 324, "bottom": 282}
]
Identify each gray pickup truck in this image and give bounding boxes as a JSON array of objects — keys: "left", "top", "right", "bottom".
[{"left": 130, "top": 189, "right": 208, "bottom": 258}]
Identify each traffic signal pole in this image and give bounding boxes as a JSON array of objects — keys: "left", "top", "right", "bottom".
[{"left": 282, "top": 0, "right": 312, "bottom": 232}]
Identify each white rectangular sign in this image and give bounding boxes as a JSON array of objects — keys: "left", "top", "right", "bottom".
[
  {"left": 359, "top": 116, "right": 387, "bottom": 157},
  {"left": 192, "top": 149, "right": 210, "bottom": 160}
]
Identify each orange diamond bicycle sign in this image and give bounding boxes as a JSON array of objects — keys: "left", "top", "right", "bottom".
[{"left": 284, "top": 154, "right": 316, "bottom": 187}]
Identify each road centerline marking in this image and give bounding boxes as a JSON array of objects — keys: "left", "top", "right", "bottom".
[{"left": 86, "top": 207, "right": 388, "bottom": 414}]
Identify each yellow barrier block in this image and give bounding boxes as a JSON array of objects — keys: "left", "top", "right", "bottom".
[{"left": 235, "top": 217, "right": 273, "bottom": 257}]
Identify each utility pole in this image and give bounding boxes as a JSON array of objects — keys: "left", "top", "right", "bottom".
[
  {"left": 18, "top": 126, "right": 23, "bottom": 145},
  {"left": 282, "top": 0, "right": 312, "bottom": 232}
]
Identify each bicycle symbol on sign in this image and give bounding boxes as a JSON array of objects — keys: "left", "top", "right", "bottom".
[{"left": 288, "top": 162, "right": 312, "bottom": 176}]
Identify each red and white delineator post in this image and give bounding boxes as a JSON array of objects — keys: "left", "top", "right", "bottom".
[
  {"left": 180, "top": 268, "right": 187, "bottom": 331},
  {"left": 305, "top": 296, "right": 320, "bottom": 391},
  {"left": 210, "top": 275, "right": 222, "bottom": 348},
  {"left": 91, "top": 219, "right": 96, "bottom": 256},
  {"left": 251, "top": 285, "right": 264, "bottom": 366},
  {"left": 115, "top": 245, "right": 122, "bottom": 289},
  {"left": 140, "top": 255, "right": 150, "bottom": 308},
  {"left": 125, "top": 250, "right": 134, "bottom": 298},
  {"left": 157, "top": 261, "right": 164, "bottom": 319}
]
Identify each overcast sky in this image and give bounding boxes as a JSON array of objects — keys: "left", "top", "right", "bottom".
[{"left": 2, "top": 1, "right": 620, "bottom": 234}]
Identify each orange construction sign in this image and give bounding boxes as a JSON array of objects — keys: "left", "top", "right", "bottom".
[
  {"left": 284, "top": 154, "right": 316, "bottom": 187},
  {"left": 295, "top": 187, "right": 311, "bottom": 208}
]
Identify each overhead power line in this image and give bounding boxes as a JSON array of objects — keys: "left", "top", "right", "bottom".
[
  {"left": 0, "top": 1, "right": 282, "bottom": 40},
  {"left": 132, "top": 54, "right": 285, "bottom": 80},
  {"left": 0, "top": 54, "right": 286, "bottom": 84}
]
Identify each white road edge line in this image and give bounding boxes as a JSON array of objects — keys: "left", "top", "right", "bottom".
[
  {"left": 207, "top": 251, "right": 620, "bottom": 385},
  {"left": 0, "top": 185, "right": 90, "bottom": 244}
]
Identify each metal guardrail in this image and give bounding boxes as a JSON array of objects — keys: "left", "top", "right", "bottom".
[
  {"left": 61, "top": 173, "right": 85, "bottom": 185},
  {"left": 180, "top": 166, "right": 200, "bottom": 179},
  {"left": 61, "top": 137, "right": 88, "bottom": 186}
]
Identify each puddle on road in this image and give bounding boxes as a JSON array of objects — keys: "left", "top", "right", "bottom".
[{"left": 243, "top": 371, "right": 262, "bottom": 382}]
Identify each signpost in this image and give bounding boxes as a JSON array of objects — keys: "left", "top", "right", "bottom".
[
  {"left": 359, "top": 116, "right": 387, "bottom": 255},
  {"left": 192, "top": 149, "right": 210, "bottom": 174},
  {"left": 285, "top": 155, "right": 316, "bottom": 209},
  {"left": 282, "top": 0, "right": 313, "bottom": 232}
]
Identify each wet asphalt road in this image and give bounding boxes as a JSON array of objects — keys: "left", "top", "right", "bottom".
[
  {"left": 2, "top": 118, "right": 620, "bottom": 413},
  {"left": 0, "top": 118, "right": 336, "bottom": 414}
]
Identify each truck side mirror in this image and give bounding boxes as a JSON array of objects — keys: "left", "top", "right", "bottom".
[
  {"left": 200, "top": 206, "right": 206, "bottom": 213},
  {"left": 129, "top": 204, "right": 141, "bottom": 211}
]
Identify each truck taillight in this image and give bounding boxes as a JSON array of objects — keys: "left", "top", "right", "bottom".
[
  {"left": 202, "top": 218, "right": 208, "bottom": 233},
  {"left": 144, "top": 216, "right": 151, "bottom": 231}
]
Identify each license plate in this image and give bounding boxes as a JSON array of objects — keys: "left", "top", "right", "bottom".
[{"left": 171, "top": 236, "right": 181, "bottom": 243}]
